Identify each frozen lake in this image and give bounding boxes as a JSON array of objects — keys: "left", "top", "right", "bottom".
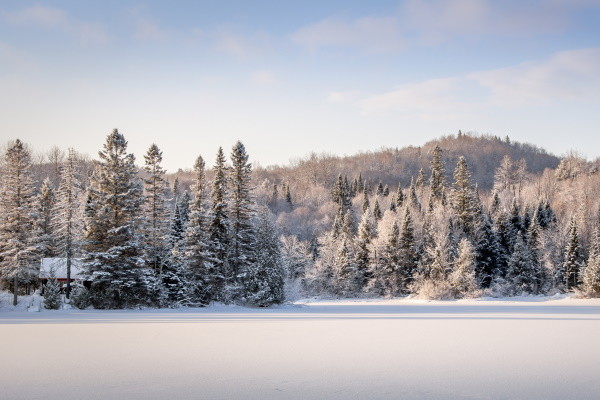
[{"left": 2, "top": 297, "right": 600, "bottom": 400}]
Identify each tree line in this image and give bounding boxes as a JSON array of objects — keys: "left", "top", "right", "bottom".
[{"left": 1, "top": 131, "right": 599, "bottom": 309}]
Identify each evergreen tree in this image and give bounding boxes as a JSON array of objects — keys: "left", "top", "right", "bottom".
[
  {"left": 354, "top": 211, "right": 373, "bottom": 292},
  {"left": 142, "top": 144, "right": 170, "bottom": 274},
  {"left": 449, "top": 238, "right": 478, "bottom": 298},
  {"left": 244, "top": 209, "right": 285, "bottom": 306},
  {"left": 284, "top": 184, "right": 293, "bottom": 209},
  {"left": 395, "top": 183, "right": 404, "bottom": 209},
  {"left": 361, "top": 187, "right": 370, "bottom": 214},
  {"left": 506, "top": 233, "right": 538, "bottom": 295},
  {"left": 563, "top": 217, "right": 584, "bottom": 291},
  {"left": 208, "top": 147, "right": 232, "bottom": 301},
  {"left": 451, "top": 156, "right": 478, "bottom": 235},
  {"left": 373, "top": 199, "right": 382, "bottom": 221},
  {"left": 0, "top": 139, "right": 38, "bottom": 306},
  {"left": 397, "top": 207, "right": 418, "bottom": 292},
  {"left": 409, "top": 178, "right": 420, "bottom": 212},
  {"left": 53, "top": 148, "right": 83, "bottom": 299},
  {"left": 580, "top": 227, "right": 600, "bottom": 297},
  {"left": 333, "top": 236, "right": 358, "bottom": 296},
  {"left": 376, "top": 182, "right": 384, "bottom": 196},
  {"left": 181, "top": 155, "right": 213, "bottom": 305},
  {"left": 35, "top": 178, "right": 57, "bottom": 258},
  {"left": 230, "top": 141, "right": 256, "bottom": 298},
  {"left": 429, "top": 145, "right": 446, "bottom": 200},
  {"left": 415, "top": 168, "right": 426, "bottom": 188},
  {"left": 44, "top": 268, "right": 62, "bottom": 310},
  {"left": 373, "top": 220, "right": 400, "bottom": 296},
  {"left": 525, "top": 212, "right": 548, "bottom": 294},
  {"left": 82, "top": 129, "right": 151, "bottom": 309},
  {"left": 473, "top": 215, "right": 500, "bottom": 287},
  {"left": 43, "top": 267, "right": 62, "bottom": 310}
]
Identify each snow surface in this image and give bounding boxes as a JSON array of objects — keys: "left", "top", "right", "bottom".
[{"left": 2, "top": 296, "right": 600, "bottom": 400}]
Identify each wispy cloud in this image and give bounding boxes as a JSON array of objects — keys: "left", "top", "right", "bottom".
[
  {"left": 213, "top": 28, "right": 274, "bottom": 60},
  {"left": 293, "top": 0, "right": 597, "bottom": 52},
  {"left": 471, "top": 48, "right": 600, "bottom": 105},
  {"left": 4, "top": 4, "right": 109, "bottom": 46},
  {"left": 330, "top": 48, "right": 600, "bottom": 116},
  {"left": 292, "top": 16, "right": 405, "bottom": 53}
]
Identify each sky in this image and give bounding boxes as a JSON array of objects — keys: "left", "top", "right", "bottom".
[{"left": 1, "top": 0, "right": 600, "bottom": 171}]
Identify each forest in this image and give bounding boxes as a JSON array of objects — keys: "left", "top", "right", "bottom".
[{"left": 1, "top": 129, "right": 600, "bottom": 309}]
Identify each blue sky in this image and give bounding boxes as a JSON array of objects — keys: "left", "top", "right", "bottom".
[{"left": 1, "top": 1, "right": 600, "bottom": 171}]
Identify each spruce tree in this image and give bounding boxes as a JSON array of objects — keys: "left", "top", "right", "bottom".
[
  {"left": 397, "top": 207, "right": 418, "bottom": 293},
  {"left": 43, "top": 267, "right": 62, "bottom": 310},
  {"left": 35, "top": 178, "right": 58, "bottom": 258},
  {"left": 563, "top": 217, "right": 584, "bottom": 291},
  {"left": 230, "top": 141, "right": 256, "bottom": 298},
  {"left": 395, "top": 183, "right": 404, "bottom": 209},
  {"left": 580, "top": 227, "right": 600, "bottom": 297},
  {"left": 142, "top": 144, "right": 170, "bottom": 274},
  {"left": 449, "top": 238, "right": 478, "bottom": 298},
  {"left": 373, "top": 199, "right": 382, "bottom": 221},
  {"left": 208, "top": 147, "right": 232, "bottom": 301},
  {"left": 378, "top": 220, "right": 401, "bottom": 296},
  {"left": 429, "top": 145, "right": 445, "bottom": 201},
  {"left": 82, "top": 129, "right": 151, "bottom": 309},
  {"left": 506, "top": 233, "right": 539, "bottom": 295},
  {"left": 244, "top": 209, "right": 285, "bottom": 306},
  {"left": 354, "top": 210, "right": 373, "bottom": 292},
  {"left": 451, "top": 156, "right": 478, "bottom": 235},
  {"left": 0, "top": 139, "right": 38, "bottom": 306},
  {"left": 53, "top": 148, "right": 83, "bottom": 299},
  {"left": 181, "top": 155, "right": 213, "bottom": 305}
]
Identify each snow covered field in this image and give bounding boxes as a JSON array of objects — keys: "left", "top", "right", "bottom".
[{"left": 2, "top": 297, "right": 600, "bottom": 400}]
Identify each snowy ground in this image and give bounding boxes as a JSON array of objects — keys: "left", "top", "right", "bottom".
[{"left": 2, "top": 296, "right": 600, "bottom": 400}]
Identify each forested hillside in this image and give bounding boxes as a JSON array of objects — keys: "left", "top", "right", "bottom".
[{"left": 1, "top": 130, "right": 599, "bottom": 309}]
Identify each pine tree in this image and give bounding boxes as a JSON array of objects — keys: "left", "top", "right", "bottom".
[
  {"left": 580, "top": 227, "right": 600, "bottom": 297},
  {"left": 373, "top": 199, "right": 382, "bottom": 221},
  {"left": 473, "top": 215, "right": 500, "bottom": 287},
  {"left": 35, "top": 178, "right": 57, "bottom": 258},
  {"left": 506, "top": 233, "right": 538, "bottom": 295},
  {"left": 395, "top": 183, "right": 404, "bottom": 209},
  {"left": 397, "top": 207, "right": 418, "bottom": 293},
  {"left": 43, "top": 267, "right": 62, "bottom": 310},
  {"left": 415, "top": 168, "right": 426, "bottom": 188},
  {"left": 208, "top": 147, "right": 232, "bottom": 302},
  {"left": 354, "top": 211, "right": 373, "bottom": 292},
  {"left": 563, "top": 217, "right": 584, "bottom": 291},
  {"left": 429, "top": 145, "right": 446, "bottom": 201},
  {"left": 284, "top": 184, "right": 293, "bottom": 209},
  {"left": 525, "top": 212, "right": 548, "bottom": 294},
  {"left": 361, "top": 187, "right": 370, "bottom": 214},
  {"left": 181, "top": 155, "right": 213, "bottom": 305},
  {"left": 142, "top": 144, "right": 170, "bottom": 274},
  {"left": 244, "top": 209, "right": 285, "bottom": 306},
  {"left": 333, "top": 236, "right": 358, "bottom": 297},
  {"left": 53, "top": 148, "right": 83, "bottom": 299},
  {"left": 82, "top": 129, "right": 151, "bottom": 309},
  {"left": 377, "top": 220, "right": 401, "bottom": 296},
  {"left": 451, "top": 156, "right": 478, "bottom": 235},
  {"left": 449, "top": 238, "right": 478, "bottom": 298},
  {"left": 230, "top": 141, "right": 256, "bottom": 299},
  {"left": 0, "top": 139, "right": 39, "bottom": 306}
]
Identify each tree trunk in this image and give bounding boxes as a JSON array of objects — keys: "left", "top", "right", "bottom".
[
  {"left": 13, "top": 276, "right": 18, "bottom": 306},
  {"left": 66, "top": 256, "right": 71, "bottom": 299}
]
